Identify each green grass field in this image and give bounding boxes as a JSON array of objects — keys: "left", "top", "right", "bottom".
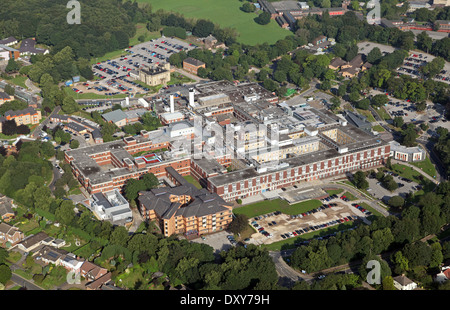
[
  {"left": 411, "top": 156, "right": 437, "bottom": 179},
  {"left": 325, "top": 189, "right": 344, "bottom": 196},
  {"left": 376, "top": 106, "right": 391, "bottom": 120},
  {"left": 129, "top": 23, "right": 161, "bottom": 46},
  {"left": 8, "top": 75, "right": 28, "bottom": 89},
  {"left": 372, "top": 125, "right": 385, "bottom": 132},
  {"left": 183, "top": 175, "right": 202, "bottom": 189},
  {"left": 356, "top": 109, "right": 376, "bottom": 122},
  {"left": 136, "top": 0, "right": 290, "bottom": 45},
  {"left": 64, "top": 86, "right": 128, "bottom": 100},
  {"left": 233, "top": 198, "right": 322, "bottom": 218}
]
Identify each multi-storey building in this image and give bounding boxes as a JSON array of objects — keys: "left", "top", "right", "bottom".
[
  {"left": 139, "top": 63, "right": 171, "bottom": 86},
  {"left": 182, "top": 57, "right": 206, "bottom": 75},
  {"left": 207, "top": 115, "right": 390, "bottom": 202},
  {"left": 4, "top": 107, "right": 41, "bottom": 126},
  {"left": 138, "top": 167, "right": 233, "bottom": 237}
]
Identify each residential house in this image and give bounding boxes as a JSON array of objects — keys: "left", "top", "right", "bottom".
[
  {"left": 328, "top": 57, "right": 347, "bottom": 70},
  {"left": 35, "top": 245, "right": 68, "bottom": 265},
  {"left": 59, "top": 253, "right": 85, "bottom": 274},
  {"left": 0, "top": 37, "right": 18, "bottom": 47},
  {"left": 313, "top": 35, "right": 327, "bottom": 46},
  {"left": 18, "top": 38, "right": 49, "bottom": 56},
  {"left": 0, "top": 222, "right": 24, "bottom": 248},
  {"left": 203, "top": 35, "right": 218, "bottom": 49},
  {"left": 17, "top": 232, "right": 50, "bottom": 252},
  {"left": 393, "top": 275, "right": 418, "bottom": 290},
  {"left": 80, "top": 261, "right": 109, "bottom": 288},
  {"left": 86, "top": 272, "right": 112, "bottom": 290},
  {"left": 0, "top": 194, "right": 15, "bottom": 222}
]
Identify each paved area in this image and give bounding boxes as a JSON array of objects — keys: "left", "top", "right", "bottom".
[
  {"left": 397, "top": 51, "right": 450, "bottom": 85},
  {"left": 366, "top": 174, "right": 419, "bottom": 202},
  {"left": 357, "top": 41, "right": 397, "bottom": 56},
  {"left": 190, "top": 230, "right": 234, "bottom": 254}
]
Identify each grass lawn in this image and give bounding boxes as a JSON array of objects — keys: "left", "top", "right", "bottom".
[
  {"left": 8, "top": 75, "right": 28, "bottom": 89},
  {"left": 115, "top": 265, "right": 146, "bottom": 290},
  {"left": 64, "top": 86, "right": 128, "bottom": 100},
  {"left": 0, "top": 133, "right": 19, "bottom": 140},
  {"left": 342, "top": 191, "right": 357, "bottom": 201},
  {"left": 372, "top": 125, "right": 385, "bottom": 132},
  {"left": 129, "top": 23, "right": 161, "bottom": 46},
  {"left": 411, "top": 156, "right": 437, "bottom": 179},
  {"left": 90, "top": 49, "right": 131, "bottom": 65},
  {"left": 325, "top": 189, "right": 344, "bottom": 196},
  {"left": 375, "top": 106, "right": 391, "bottom": 120},
  {"left": 136, "top": 0, "right": 289, "bottom": 45},
  {"left": 183, "top": 175, "right": 202, "bottom": 189},
  {"left": 356, "top": 109, "right": 376, "bottom": 122},
  {"left": 233, "top": 198, "right": 322, "bottom": 218},
  {"left": 391, "top": 163, "right": 424, "bottom": 184},
  {"left": 358, "top": 202, "right": 382, "bottom": 218},
  {"left": 168, "top": 72, "right": 195, "bottom": 85}
]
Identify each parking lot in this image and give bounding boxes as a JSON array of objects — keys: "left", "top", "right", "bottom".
[
  {"left": 397, "top": 52, "right": 450, "bottom": 85},
  {"left": 190, "top": 230, "right": 234, "bottom": 254},
  {"left": 73, "top": 36, "right": 198, "bottom": 97},
  {"left": 369, "top": 88, "right": 449, "bottom": 133},
  {"left": 366, "top": 172, "right": 420, "bottom": 202},
  {"left": 247, "top": 195, "right": 372, "bottom": 246}
]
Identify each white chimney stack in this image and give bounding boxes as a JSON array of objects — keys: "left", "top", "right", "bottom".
[
  {"left": 170, "top": 95, "right": 174, "bottom": 113},
  {"left": 189, "top": 88, "right": 195, "bottom": 107},
  {"left": 126, "top": 97, "right": 130, "bottom": 106}
]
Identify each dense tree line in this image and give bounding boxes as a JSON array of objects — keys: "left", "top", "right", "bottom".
[
  {"left": 289, "top": 180, "right": 450, "bottom": 288},
  {"left": 434, "top": 127, "right": 450, "bottom": 177},
  {"left": 0, "top": 0, "right": 145, "bottom": 59}
]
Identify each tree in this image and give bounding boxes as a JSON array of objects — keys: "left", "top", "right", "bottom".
[
  {"left": 371, "top": 94, "right": 388, "bottom": 108},
  {"left": 417, "top": 31, "right": 432, "bottom": 53},
  {"left": 391, "top": 251, "right": 409, "bottom": 275},
  {"left": 255, "top": 11, "right": 271, "bottom": 25},
  {"left": 0, "top": 248, "right": 8, "bottom": 265},
  {"left": 192, "top": 20, "right": 214, "bottom": 37},
  {"left": 382, "top": 276, "right": 396, "bottom": 290},
  {"left": 393, "top": 116, "right": 404, "bottom": 128},
  {"left": 367, "top": 47, "right": 382, "bottom": 64},
  {"left": 55, "top": 200, "right": 75, "bottom": 226},
  {"left": 388, "top": 196, "right": 405, "bottom": 210},
  {"left": 228, "top": 213, "right": 248, "bottom": 234},
  {"left": 5, "top": 58, "right": 19, "bottom": 72},
  {"left": 241, "top": 2, "right": 256, "bottom": 12},
  {"left": 420, "top": 57, "right": 445, "bottom": 78},
  {"left": 353, "top": 171, "right": 369, "bottom": 190},
  {"left": 70, "top": 139, "right": 80, "bottom": 149},
  {"left": 109, "top": 226, "right": 130, "bottom": 247},
  {"left": 401, "top": 125, "right": 418, "bottom": 147},
  {"left": 0, "top": 264, "right": 11, "bottom": 285},
  {"left": 403, "top": 242, "right": 432, "bottom": 268}
]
